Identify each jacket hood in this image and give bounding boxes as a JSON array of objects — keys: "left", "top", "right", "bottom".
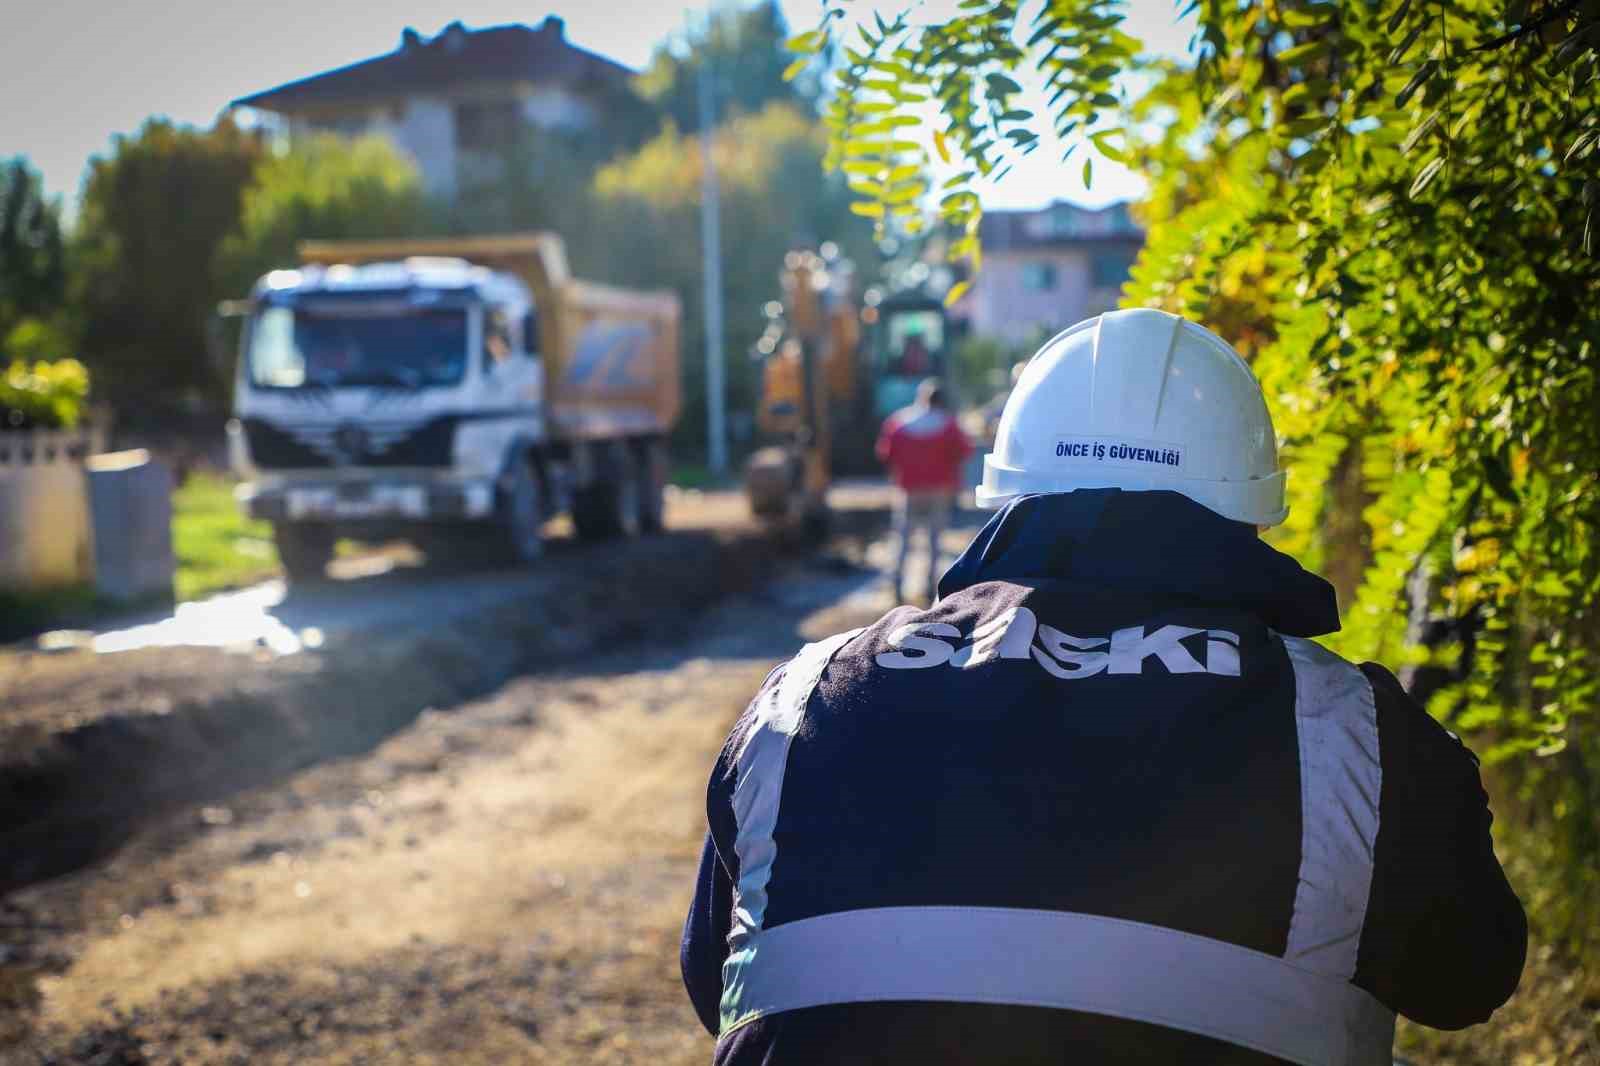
[{"left": 938, "top": 489, "right": 1340, "bottom": 638}]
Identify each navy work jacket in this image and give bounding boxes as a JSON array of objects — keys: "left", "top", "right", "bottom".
[{"left": 682, "top": 490, "right": 1525, "bottom": 1065}]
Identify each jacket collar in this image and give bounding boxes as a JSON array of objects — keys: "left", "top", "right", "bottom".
[{"left": 938, "top": 490, "right": 1340, "bottom": 638}]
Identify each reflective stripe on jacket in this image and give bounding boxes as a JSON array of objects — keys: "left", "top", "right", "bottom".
[{"left": 682, "top": 490, "right": 1526, "bottom": 1066}]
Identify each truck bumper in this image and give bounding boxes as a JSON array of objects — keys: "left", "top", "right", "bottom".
[{"left": 239, "top": 479, "right": 496, "bottom": 523}]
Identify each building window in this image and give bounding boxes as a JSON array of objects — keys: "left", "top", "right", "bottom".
[
  {"left": 456, "top": 98, "right": 523, "bottom": 152},
  {"left": 311, "top": 114, "right": 372, "bottom": 139},
  {"left": 1091, "top": 250, "right": 1138, "bottom": 289},
  {"left": 1022, "top": 262, "right": 1058, "bottom": 291},
  {"left": 1049, "top": 205, "right": 1081, "bottom": 237}
]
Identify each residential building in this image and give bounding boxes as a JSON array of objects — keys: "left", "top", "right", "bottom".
[
  {"left": 959, "top": 201, "right": 1144, "bottom": 344},
  {"left": 231, "top": 17, "right": 636, "bottom": 201}
]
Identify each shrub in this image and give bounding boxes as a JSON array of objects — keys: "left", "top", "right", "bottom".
[{"left": 0, "top": 353, "right": 89, "bottom": 430}]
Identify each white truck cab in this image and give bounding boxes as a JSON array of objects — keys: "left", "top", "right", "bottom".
[{"left": 228, "top": 240, "right": 679, "bottom": 579}]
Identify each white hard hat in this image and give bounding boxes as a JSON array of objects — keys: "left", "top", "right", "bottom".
[{"left": 976, "top": 308, "right": 1287, "bottom": 526}]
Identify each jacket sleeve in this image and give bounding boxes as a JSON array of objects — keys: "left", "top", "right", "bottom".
[
  {"left": 947, "top": 418, "right": 974, "bottom": 465},
  {"left": 680, "top": 832, "right": 734, "bottom": 1035},
  {"left": 1353, "top": 663, "right": 1528, "bottom": 1029},
  {"left": 875, "top": 416, "right": 897, "bottom": 466},
  {"left": 680, "top": 662, "right": 788, "bottom": 1036}
]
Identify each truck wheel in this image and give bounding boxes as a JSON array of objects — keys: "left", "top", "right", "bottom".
[
  {"left": 572, "top": 443, "right": 641, "bottom": 541},
  {"left": 493, "top": 457, "right": 545, "bottom": 564},
  {"left": 638, "top": 438, "right": 667, "bottom": 534},
  {"left": 274, "top": 523, "right": 335, "bottom": 583}
]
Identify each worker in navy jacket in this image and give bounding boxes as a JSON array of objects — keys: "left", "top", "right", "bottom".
[{"left": 681, "top": 310, "right": 1525, "bottom": 1065}]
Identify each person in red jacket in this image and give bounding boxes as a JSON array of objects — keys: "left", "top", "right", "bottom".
[{"left": 875, "top": 378, "right": 973, "bottom": 603}]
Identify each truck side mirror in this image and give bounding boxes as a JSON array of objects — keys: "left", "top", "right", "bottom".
[{"left": 208, "top": 300, "right": 251, "bottom": 388}]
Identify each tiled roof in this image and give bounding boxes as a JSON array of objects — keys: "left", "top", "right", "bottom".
[
  {"left": 980, "top": 201, "right": 1144, "bottom": 250},
  {"left": 232, "top": 17, "right": 632, "bottom": 113}
]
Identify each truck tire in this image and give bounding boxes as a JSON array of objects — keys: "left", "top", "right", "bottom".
[
  {"left": 572, "top": 442, "right": 641, "bottom": 541},
  {"left": 800, "top": 498, "right": 831, "bottom": 543},
  {"left": 492, "top": 456, "right": 545, "bottom": 564},
  {"left": 274, "top": 522, "right": 335, "bottom": 583},
  {"left": 638, "top": 438, "right": 667, "bottom": 534}
]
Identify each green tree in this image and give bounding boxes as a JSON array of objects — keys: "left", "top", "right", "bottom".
[
  {"left": 447, "top": 70, "right": 658, "bottom": 239},
  {"left": 72, "top": 118, "right": 261, "bottom": 420},
  {"left": 1129, "top": 13, "right": 1599, "bottom": 940},
  {"left": 216, "top": 133, "right": 430, "bottom": 300},
  {"left": 0, "top": 157, "right": 66, "bottom": 339},
  {"left": 592, "top": 102, "right": 877, "bottom": 458},
  {"left": 449, "top": 126, "right": 608, "bottom": 243},
  {"left": 636, "top": 1, "right": 812, "bottom": 134}
]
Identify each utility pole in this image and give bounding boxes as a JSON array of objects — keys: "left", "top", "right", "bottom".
[{"left": 697, "top": 12, "right": 727, "bottom": 476}]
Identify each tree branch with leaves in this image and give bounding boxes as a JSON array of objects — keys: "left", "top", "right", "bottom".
[{"left": 785, "top": 0, "right": 1140, "bottom": 305}]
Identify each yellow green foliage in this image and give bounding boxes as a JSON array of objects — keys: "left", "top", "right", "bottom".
[
  {"left": 1123, "top": 0, "right": 1600, "bottom": 950},
  {"left": 594, "top": 104, "right": 824, "bottom": 207},
  {"left": 0, "top": 353, "right": 89, "bottom": 429}
]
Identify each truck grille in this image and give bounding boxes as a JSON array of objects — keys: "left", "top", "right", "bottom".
[{"left": 242, "top": 417, "right": 455, "bottom": 469}]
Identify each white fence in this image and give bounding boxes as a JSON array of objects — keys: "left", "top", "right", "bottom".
[{"left": 0, "top": 426, "right": 104, "bottom": 591}]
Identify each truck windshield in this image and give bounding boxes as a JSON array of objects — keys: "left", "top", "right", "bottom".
[{"left": 247, "top": 304, "right": 470, "bottom": 389}]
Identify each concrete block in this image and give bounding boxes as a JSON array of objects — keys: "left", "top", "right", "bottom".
[{"left": 86, "top": 450, "right": 175, "bottom": 603}]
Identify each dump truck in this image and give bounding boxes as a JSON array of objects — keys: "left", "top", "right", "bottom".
[{"left": 225, "top": 233, "right": 680, "bottom": 579}]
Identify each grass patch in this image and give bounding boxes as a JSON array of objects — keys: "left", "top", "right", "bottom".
[
  {"left": 670, "top": 462, "right": 741, "bottom": 490},
  {"left": 3, "top": 473, "right": 377, "bottom": 640},
  {"left": 668, "top": 463, "right": 716, "bottom": 489},
  {"left": 172, "top": 473, "right": 278, "bottom": 601}
]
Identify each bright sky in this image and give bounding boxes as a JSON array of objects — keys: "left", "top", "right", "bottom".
[{"left": 1, "top": 0, "right": 1195, "bottom": 219}]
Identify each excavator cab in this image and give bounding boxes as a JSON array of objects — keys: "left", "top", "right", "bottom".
[{"left": 871, "top": 296, "right": 949, "bottom": 420}]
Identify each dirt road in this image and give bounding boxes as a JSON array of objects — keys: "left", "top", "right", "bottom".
[
  {"left": 4, "top": 492, "right": 1574, "bottom": 1066},
  {"left": 0, "top": 482, "right": 961, "bottom": 1065},
  {"left": 5, "top": 544, "right": 892, "bottom": 1065}
]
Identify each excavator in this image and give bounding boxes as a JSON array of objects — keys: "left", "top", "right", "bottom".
[
  {"left": 743, "top": 248, "right": 951, "bottom": 535},
  {"left": 743, "top": 249, "right": 856, "bottom": 538}
]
